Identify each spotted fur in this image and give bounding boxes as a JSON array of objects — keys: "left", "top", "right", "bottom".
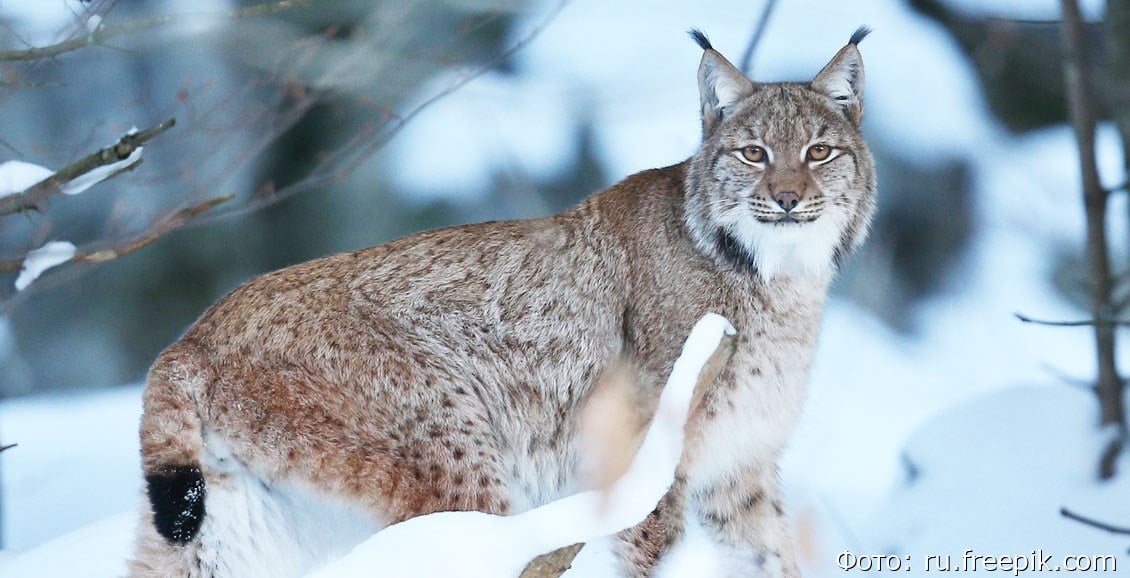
[{"left": 129, "top": 28, "right": 875, "bottom": 578}]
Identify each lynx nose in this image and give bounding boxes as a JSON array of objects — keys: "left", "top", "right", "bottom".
[{"left": 773, "top": 191, "right": 801, "bottom": 212}]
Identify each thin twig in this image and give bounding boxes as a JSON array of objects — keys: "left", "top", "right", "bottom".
[
  {"left": 1061, "top": 507, "right": 1130, "bottom": 535},
  {"left": 0, "top": 118, "right": 176, "bottom": 216},
  {"left": 0, "top": 443, "right": 15, "bottom": 453},
  {"left": 200, "top": 0, "right": 571, "bottom": 224},
  {"left": 1014, "top": 313, "right": 1130, "bottom": 327},
  {"left": 0, "top": 194, "right": 233, "bottom": 275},
  {"left": 0, "top": 0, "right": 312, "bottom": 62},
  {"left": 739, "top": 0, "right": 778, "bottom": 76}
]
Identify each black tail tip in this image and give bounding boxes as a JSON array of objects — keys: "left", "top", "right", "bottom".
[
  {"left": 689, "top": 28, "right": 713, "bottom": 51},
  {"left": 849, "top": 26, "right": 872, "bottom": 46},
  {"left": 146, "top": 465, "right": 206, "bottom": 545}
]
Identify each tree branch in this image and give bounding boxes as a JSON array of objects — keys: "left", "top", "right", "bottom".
[
  {"left": 738, "top": 0, "right": 778, "bottom": 76},
  {"left": 0, "top": 0, "right": 313, "bottom": 62},
  {"left": 0, "top": 118, "right": 176, "bottom": 217},
  {"left": 1061, "top": 507, "right": 1130, "bottom": 535},
  {"left": 1060, "top": 0, "right": 1126, "bottom": 454},
  {"left": 0, "top": 194, "right": 233, "bottom": 276},
  {"left": 0, "top": 443, "right": 15, "bottom": 453},
  {"left": 1015, "top": 313, "right": 1130, "bottom": 327},
  {"left": 199, "top": 0, "right": 571, "bottom": 224}
]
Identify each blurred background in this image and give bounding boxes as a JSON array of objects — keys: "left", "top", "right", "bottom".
[{"left": 0, "top": 0, "right": 1127, "bottom": 575}]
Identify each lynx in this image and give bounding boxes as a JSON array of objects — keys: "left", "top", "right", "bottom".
[{"left": 129, "top": 27, "right": 875, "bottom": 578}]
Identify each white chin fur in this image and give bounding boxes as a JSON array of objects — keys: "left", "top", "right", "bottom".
[{"left": 728, "top": 215, "right": 840, "bottom": 281}]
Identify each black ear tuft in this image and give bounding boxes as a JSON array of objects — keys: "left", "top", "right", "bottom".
[
  {"left": 146, "top": 465, "right": 207, "bottom": 545},
  {"left": 849, "top": 26, "right": 872, "bottom": 46},
  {"left": 689, "top": 29, "right": 713, "bottom": 51}
]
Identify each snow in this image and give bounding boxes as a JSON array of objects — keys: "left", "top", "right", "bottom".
[
  {"left": 306, "top": 313, "right": 734, "bottom": 578},
  {"left": 0, "top": 160, "right": 54, "bottom": 199},
  {"left": 0, "top": 141, "right": 144, "bottom": 200},
  {"left": 0, "top": 386, "right": 144, "bottom": 550},
  {"left": 865, "top": 386, "right": 1130, "bottom": 573},
  {"left": 61, "top": 145, "right": 143, "bottom": 196},
  {"left": 14, "top": 241, "right": 76, "bottom": 291}
]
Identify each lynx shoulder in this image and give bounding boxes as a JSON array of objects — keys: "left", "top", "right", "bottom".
[{"left": 129, "top": 27, "right": 875, "bottom": 578}]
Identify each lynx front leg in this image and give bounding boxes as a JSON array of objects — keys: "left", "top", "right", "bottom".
[{"left": 687, "top": 462, "right": 799, "bottom": 578}]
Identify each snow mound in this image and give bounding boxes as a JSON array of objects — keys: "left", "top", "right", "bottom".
[{"left": 866, "top": 386, "right": 1130, "bottom": 566}]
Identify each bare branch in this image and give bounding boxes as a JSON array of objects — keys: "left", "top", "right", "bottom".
[
  {"left": 0, "top": 443, "right": 15, "bottom": 453},
  {"left": 1061, "top": 507, "right": 1130, "bottom": 535},
  {"left": 0, "top": 118, "right": 177, "bottom": 217},
  {"left": 0, "top": 0, "right": 313, "bottom": 62},
  {"left": 1014, "top": 313, "right": 1130, "bottom": 327},
  {"left": 0, "top": 194, "right": 233, "bottom": 276},
  {"left": 738, "top": 0, "right": 778, "bottom": 76},
  {"left": 1099, "top": 434, "right": 1125, "bottom": 480},
  {"left": 1060, "top": 0, "right": 1126, "bottom": 450},
  {"left": 199, "top": 0, "right": 571, "bottom": 224}
]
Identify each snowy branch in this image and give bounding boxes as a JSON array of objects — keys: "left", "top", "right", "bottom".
[
  {"left": 0, "top": 118, "right": 176, "bottom": 216},
  {"left": 0, "top": 0, "right": 313, "bottom": 62},
  {"left": 1014, "top": 313, "right": 1130, "bottom": 328},
  {"left": 0, "top": 194, "right": 233, "bottom": 299},
  {"left": 1060, "top": 507, "right": 1130, "bottom": 535}
]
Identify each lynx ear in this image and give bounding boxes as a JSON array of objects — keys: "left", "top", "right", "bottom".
[
  {"left": 812, "top": 26, "right": 870, "bottom": 124},
  {"left": 690, "top": 30, "right": 756, "bottom": 136}
]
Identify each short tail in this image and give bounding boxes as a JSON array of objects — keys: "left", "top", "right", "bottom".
[{"left": 139, "top": 341, "right": 211, "bottom": 545}]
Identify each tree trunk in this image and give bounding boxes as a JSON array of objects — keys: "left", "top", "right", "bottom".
[{"left": 1060, "top": 0, "right": 1126, "bottom": 480}]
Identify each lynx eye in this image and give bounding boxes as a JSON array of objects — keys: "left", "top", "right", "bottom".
[
  {"left": 738, "top": 146, "right": 767, "bottom": 164},
  {"left": 806, "top": 144, "right": 833, "bottom": 162}
]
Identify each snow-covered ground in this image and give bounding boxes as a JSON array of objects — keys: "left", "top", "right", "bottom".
[{"left": 2, "top": 0, "right": 1128, "bottom": 575}]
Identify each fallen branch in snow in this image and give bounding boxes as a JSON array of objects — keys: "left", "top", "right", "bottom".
[
  {"left": 0, "top": 0, "right": 312, "bottom": 62},
  {"left": 1014, "top": 313, "right": 1130, "bottom": 328},
  {"left": 519, "top": 543, "right": 585, "bottom": 578},
  {"left": 1060, "top": 507, "right": 1130, "bottom": 535},
  {"left": 0, "top": 119, "right": 176, "bottom": 216}
]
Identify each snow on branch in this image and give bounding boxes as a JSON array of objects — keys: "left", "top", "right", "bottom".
[
  {"left": 0, "top": 194, "right": 233, "bottom": 296},
  {"left": 14, "top": 241, "right": 76, "bottom": 292},
  {"left": 0, "top": 0, "right": 313, "bottom": 62},
  {"left": 306, "top": 314, "right": 737, "bottom": 578},
  {"left": 0, "top": 118, "right": 176, "bottom": 216}
]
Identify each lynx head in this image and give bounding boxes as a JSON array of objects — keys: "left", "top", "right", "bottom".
[{"left": 684, "top": 28, "right": 877, "bottom": 282}]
